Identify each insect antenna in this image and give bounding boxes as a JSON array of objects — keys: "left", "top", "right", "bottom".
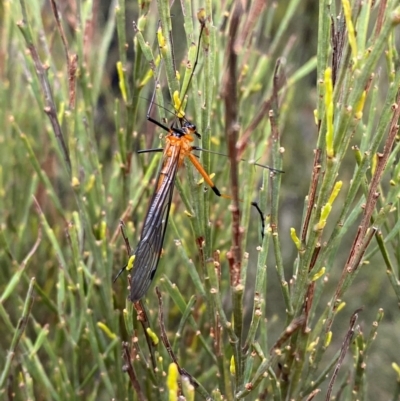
[{"left": 192, "top": 146, "right": 285, "bottom": 174}]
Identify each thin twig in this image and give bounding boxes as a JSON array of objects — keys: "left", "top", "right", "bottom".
[
  {"left": 237, "top": 0, "right": 267, "bottom": 50},
  {"left": 212, "top": 251, "right": 222, "bottom": 357},
  {"left": 119, "top": 220, "right": 132, "bottom": 255},
  {"left": 134, "top": 301, "right": 157, "bottom": 370},
  {"left": 110, "top": 202, "right": 134, "bottom": 244},
  {"left": 156, "top": 288, "right": 180, "bottom": 367},
  {"left": 270, "top": 316, "right": 306, "bottom": 355},
  {"left": 304, "top": 244, "right": 321, "bottom": 323},
  {"left": 374, "top": 0, "right": 387, "bottom": 37},
  {"left": 326, "top": 308, "right": 362, "bottom": 401},
  {"left": 236, "top": 99, "right": 271, "bottom": 159},
  {"left": 330, "top": 13, "right": 345, "bottom": 87},
  {"left": 49, "top": 0, "right": 77, "bottom": 109},
  {"left": 0, "top": 278, "right": 36, "bottom": 389},
  {"left": 306, "top": 389, "right": 321, "bottom": 401},
  {"left": 122, "top": 342, "right": 146, "bottom": 401},
  {"left": 156, "top": 288, "right": 194, "bottom": 384},
  {"left": 221, "top": 0, "right": 243, "bottom": 286},
  {"left": 156, "top": 288, "right": 212, "bottom": 399},
  {"left": 17, "top": 15, "right": 71, "bottom": 173},
  {"left": 301, "top": 149, "right": 322, "bottom": 242},
  {"left": 22, "top": 226, "right": 42, "bottom": 268}
]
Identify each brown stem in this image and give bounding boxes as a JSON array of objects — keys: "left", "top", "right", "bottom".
[
  {"left": 325, "top": 308, "right": 362, "bottom": 401},
  {"left": 301, "top": 149, "right": 322, "bottom": 243},
  {"left": 221, "top": 1, "right": 243, "bottom": 286},
  {"left": 122, "top": 342, "right": 146, "bottom": 401},
  {"left": 269, "top": 316, "right": 306, "bottom": 355},
  {"left": 134, "top": 301, "right": 157, "bottom": 370},
  {"left": 50, "top": 0, "right": 77, "bottom": 109},
  {"left": 156, "top": 288, "right": 199, "bottom": 389},
  {"left": 17, "top": 21, "right": 71, "bottom": 174}
]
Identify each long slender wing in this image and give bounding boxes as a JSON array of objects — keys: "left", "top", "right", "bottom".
[{"left": 129, "top": 145, "right": 180, "bottom": 302}]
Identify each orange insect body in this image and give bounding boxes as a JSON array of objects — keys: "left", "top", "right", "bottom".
[{"left": 159, "top": 130, "right": 194, "bottom": 183}]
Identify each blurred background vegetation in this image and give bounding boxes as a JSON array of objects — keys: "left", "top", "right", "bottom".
[{"left": 1, "top": 0, "right": 400, "bottom": 400}]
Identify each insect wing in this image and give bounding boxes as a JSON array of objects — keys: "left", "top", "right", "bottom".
[{"left": 129, "top": 148, "right": 180, "bottom": 302}]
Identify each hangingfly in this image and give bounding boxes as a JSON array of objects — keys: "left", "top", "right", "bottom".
[{"left": 128, "top": 118, "right": 222, "bottom": 302}]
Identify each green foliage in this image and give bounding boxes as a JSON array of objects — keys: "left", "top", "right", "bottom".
[{"left": 1, "top": 0, "right": 400, "bottom": 399}]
